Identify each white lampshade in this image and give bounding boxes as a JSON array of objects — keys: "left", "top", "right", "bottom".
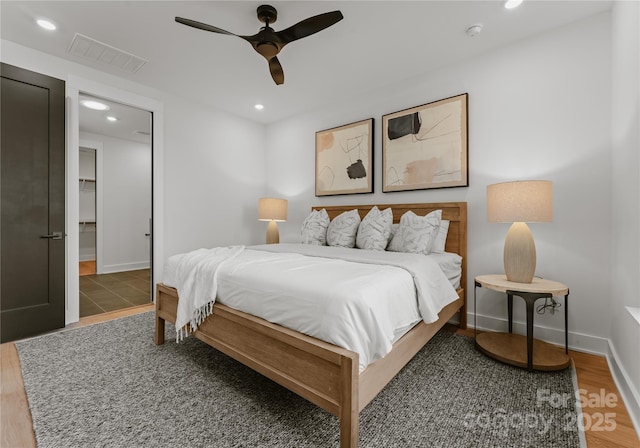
[
  {"left": 486, "top": 180, "right": 553, "bottom": 283},
  {"left": 258, "top": 198, "right": 288, "bottom": 222},
  {"left": 487, "top": 180, "right": 553, "bottom": 223}
]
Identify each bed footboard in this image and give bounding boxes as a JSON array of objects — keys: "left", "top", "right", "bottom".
[{"left": 155, "top": 283, "right": 360, "bottom": 447}]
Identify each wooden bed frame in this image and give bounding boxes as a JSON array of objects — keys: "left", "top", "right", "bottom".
[{"left": 155, "top": 202, "right": 467, "bottom": 447}]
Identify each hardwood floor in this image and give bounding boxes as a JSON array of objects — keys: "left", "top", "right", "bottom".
[
  {"left": 570, "top": 350, "right": 640, "bottom": 448},
  {"left": 79, "top": 260, "right": 96, "bottom": 276},
  {"left": 1, "top": 309, "right": 638, "bottom": 448}
]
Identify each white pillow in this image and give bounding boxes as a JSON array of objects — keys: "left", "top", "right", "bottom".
[
  {"left": 430, "top": 219, "right": 450, "bottom": 254},
  {"left": 387, "top": 223, "right": 399, "bottom": 246},
  {"left": 356, "top": 206, "right": 393, "bottom": 251},
  {"left": 300, "top": 209, "right": 330, "bottom": 245},
  {"left": 387, "top": 210, "right": 442, "bottom": 255},
  {"left": 326, "top": 209, "right": 361, "bottom": 248}
]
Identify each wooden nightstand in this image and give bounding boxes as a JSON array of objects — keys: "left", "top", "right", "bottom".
[{"left": 474, "top": 274, "right": 570, "bottom": 371}]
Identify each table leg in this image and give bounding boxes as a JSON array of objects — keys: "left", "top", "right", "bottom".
[
  {"left": 474, "top": 281, "right": 480, "bottom": 340},
  {"left": 525, "top": 297, "right": 535, "bottom": 370},
  {"left": 507, "top": 293, "right": 513, "bottom": 333},
  {"left": 565, "top": 293, "right": 569, "bottom": 354}
]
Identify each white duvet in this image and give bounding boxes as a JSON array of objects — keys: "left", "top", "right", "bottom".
[{"left": 167, "top": 243, "right": 460, "bottom": 370}]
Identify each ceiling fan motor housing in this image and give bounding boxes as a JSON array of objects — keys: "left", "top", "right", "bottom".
[{"left": 257, "top": 5, "right": 277, "bottom": 24}]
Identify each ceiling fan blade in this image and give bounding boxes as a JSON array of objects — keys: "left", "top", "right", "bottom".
[
  {"left": 268, "top": 57, "right": 284, "bottom": 85},
  {"left": 175, "top": 17, "right": 237, "bottom": 36},
  {"left": 276, "top": 11, "right": 343, "bottom": 44}
]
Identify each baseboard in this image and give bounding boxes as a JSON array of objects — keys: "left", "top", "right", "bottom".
[
  {"left": 79, "top": 254, "right": 95, "bottom": 262},
  {"left": 606, "top": 340, "right": 640, "bottom": 439},
  {"left": 102, "top": 261, "right": 150, "bottom": 274},
  {"left": 471, "top": 313, "right": 609, "bottom": 355}
]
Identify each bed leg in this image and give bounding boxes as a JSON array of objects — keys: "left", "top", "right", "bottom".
[
  {"left": 340, "top": 356, "right": 359, "bottom": 448},
  {"left": 459, "top": 291, "right": 467, "bottom": 330},
  {"left": 340, "top": 411, "right": 358, "bottom": 448},
  {"left": 155, "top": 314, "right": 165, "bottom": 345},
  {"left": 459, "top": 299, "right": 467, "bottom": 330}
]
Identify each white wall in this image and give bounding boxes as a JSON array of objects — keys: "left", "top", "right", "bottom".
[
  {"left": 266, "top": 13, "right": 613, "bottom": 354},
  {"left": 610, "top": 0, "right": 640, "bottom": 434},
  {"left": 162, "top": 95, "right": 267, "bottom": 258},
  {"left": 81, "top": 132, "right": 152, "bottom": 273}
]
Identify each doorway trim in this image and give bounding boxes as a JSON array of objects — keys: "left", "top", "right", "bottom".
[{"left": 66, "top": 76, "right": 164, "bottom": 324}]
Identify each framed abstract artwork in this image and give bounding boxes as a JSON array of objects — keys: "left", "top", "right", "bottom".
[
  {"left": 315, "top": 118, "right": 374, "bottom": 196},
  {"left": 382, "top": 93, "right": 468, "bottom": 192}
]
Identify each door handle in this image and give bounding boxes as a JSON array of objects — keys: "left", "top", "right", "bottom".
[
  {"left": 144, "top": 233, "right": 151, "bottom": 237},
  {"left": 41, "top": 231, "right": 64, "bottom": 240}
]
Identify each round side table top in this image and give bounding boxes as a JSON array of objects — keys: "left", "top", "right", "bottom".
[{"left": 475, "top": 274, "right": 569, "bottom": 296}]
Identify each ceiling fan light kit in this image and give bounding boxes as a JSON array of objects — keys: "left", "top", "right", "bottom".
[{"left": 175, "top": 4, "right": 343, "bottom": 85}]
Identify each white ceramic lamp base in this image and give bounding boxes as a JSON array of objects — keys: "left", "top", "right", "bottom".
[{"left": 503, "top": 221, "right": 536, "bottom": 283}]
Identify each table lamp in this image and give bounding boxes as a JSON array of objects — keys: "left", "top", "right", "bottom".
[
  {"left": 487, "top": 180, "right": 553, "bottom": 283},
  {"left": 258, "top": 198, "right": 288, "bottom": 244}
]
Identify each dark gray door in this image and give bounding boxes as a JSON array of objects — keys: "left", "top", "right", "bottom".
[{"left": 1, "top": 63, "right": 66, "bottom": 342}]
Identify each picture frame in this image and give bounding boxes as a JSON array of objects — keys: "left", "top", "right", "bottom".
[
  {"left": 382, "top": 93, "right": 468, "bottom": 192},
  {"left": 315, "top": 118, "right": 374, "bottom": 196}
]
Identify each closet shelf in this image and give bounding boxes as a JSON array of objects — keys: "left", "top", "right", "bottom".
[
  {"left": 79, "top": 178, "right": 96, "bottom": 192},
  {"left": 79, "top": 220, "right": 96, "bottom": 233}
]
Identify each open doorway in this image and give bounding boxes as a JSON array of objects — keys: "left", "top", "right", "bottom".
[
  {"left": 79, "top": 147, "right": 97, "bottom": 274},
  {"left": 78, "top": 94, "right": 152, "bottom": 317}
]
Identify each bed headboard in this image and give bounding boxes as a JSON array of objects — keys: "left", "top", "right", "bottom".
[{"left": 312, "top": 202, "right": 468, "bottom": 326}]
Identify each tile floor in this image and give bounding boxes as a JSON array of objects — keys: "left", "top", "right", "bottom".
[{"left": 79, "top": 269, "right": 151, "bottom": 318}]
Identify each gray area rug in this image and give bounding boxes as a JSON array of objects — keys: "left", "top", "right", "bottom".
[{"left": 17, "top": 312, "right": 583, "bottom": 447}]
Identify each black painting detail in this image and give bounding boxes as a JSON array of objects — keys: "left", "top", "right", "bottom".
[
  {"left": 387, "top": 112, "right": 421, "bottom": 140},
  {"left": 346, "top": 159, "right": 366, "bottom": 179}
]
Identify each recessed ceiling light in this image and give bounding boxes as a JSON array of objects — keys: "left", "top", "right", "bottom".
[
  {"left": 465, "top": 24, "right": 483, "bottom": 38},
  {"left": 504, "top": 0, "right": 523, "bottom": 9},
  {"left": 36, "top": 19, "right": 57, "bottom": 31},
  {"left": 80, "top": 99, "right": 110, "bottom": 111},
  {"left": 254, "top": 104, "right": 264, "bottom": 110},
  {"left": 106, "top": 116, "right": 118, "bottom": 122}
]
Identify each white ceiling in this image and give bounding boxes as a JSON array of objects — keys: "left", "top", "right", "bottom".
[
  {"left": 78, "top": 94, "right": 152, "bottom": 144},
  {"left": 2, "top": 1, "right": 611, "bottom": 127}
]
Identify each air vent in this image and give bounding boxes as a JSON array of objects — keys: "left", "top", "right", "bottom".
[{"left": 67, "top": 33, "right": 147, "bottom": 73}]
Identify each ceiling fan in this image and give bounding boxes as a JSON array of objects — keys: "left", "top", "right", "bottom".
[{"left": 175, "top": 5, "right": 343, "bottom": 85}]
